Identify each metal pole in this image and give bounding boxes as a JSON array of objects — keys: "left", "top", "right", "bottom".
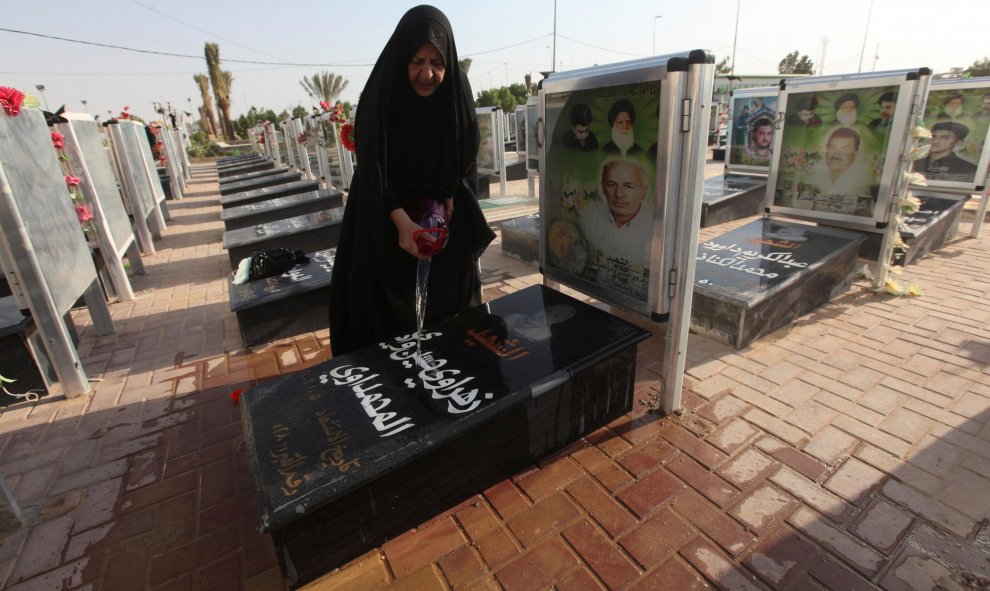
[
  {"left": 552, "top": 0, "right": 557, "bottom": 73},
  {"left": 858, "top": 0, "right": 874, "bottom": 73},
  {"left": 731, "top": 0, "right": 740, "bottom": 76},
  {"left": 652, "top": 16, "right": 662, "bottom": 56}
]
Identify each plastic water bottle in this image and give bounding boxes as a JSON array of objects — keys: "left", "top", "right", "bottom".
[{"left": 410, "top": 197, "right": 449, "bottom": 257}]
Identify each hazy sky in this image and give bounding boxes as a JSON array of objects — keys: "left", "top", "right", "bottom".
[{"left": 2, "top": 0, "right": 986, "bottom": 123}]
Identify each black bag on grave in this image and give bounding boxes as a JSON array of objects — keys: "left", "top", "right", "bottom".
[{"left": 248, "top": 248, "right": 309, "bottom": 280}]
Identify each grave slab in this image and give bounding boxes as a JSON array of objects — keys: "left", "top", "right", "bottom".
[
  {"left": 691, "top": 218, "right": 864, "bottom": 349},
  {"left": 218, "top": 160, "right": 275, "bottom": 178},
  {"left": 229, "top": 248, "right": 335, "bottom": 346},
  {"left": 223, "top": 208, "right": 345, "bottom": 269},
  {"left": 220, "top": 180, "right": 321, "bottom": 209},
  {"left": 239, "top": 284, "right": 650, "bottom": 586},
  {"left": 829, "top": 193, "right": 971, "bottom": 265},
  {"left": 219, "top": 154, "right": 262, "bottom": 165},
  {"left": 701, "top": 174, "right": 768, "bottom": 228},
  {"left": 219, "top": 166, "right": 296, "bottom": 187},
  {"left": 219, "top": 171, "right": 302, "bottom": 196},
  {"left": 221, "top": 190, "right": 344, "bottom": 231},
  {"left": 500, "top": 213, "right": 540, "bottom": 265}
]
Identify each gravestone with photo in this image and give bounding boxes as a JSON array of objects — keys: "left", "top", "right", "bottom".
[
  {"left": 229, "top": 248, "right": 335, "bottom": 346},
  {"left": 223, "top": 207, "right": 345, "bottom": 269},
  {"left": 221, "top": 189, "right": 344, "bottom": 231},
  {"left": 239, "top": 284, "right": 650, "bottom": 586}
]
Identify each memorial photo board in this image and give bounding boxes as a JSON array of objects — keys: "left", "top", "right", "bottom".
[
  {"left": 726, "top": 87, "right": 778, "bottom": 173},
  {"left": 526, "top": 95, "right": 540, "bottom": 172},
  {"left": 476, "top": 107, "right": 498, "bottom": 173},
  {"left": 913, "top": 77, "right": 990, "bottom": 191},
  {"left": 768, "top": 71, "right": 923, "bottom": 228},
  {"left": 514, "top": 105, "right": 527, "bottom": 154},
  {"left": 59, "top": 114, "right": 134, "bottom": 257},
  {"left": 123, "top": 121, "right": 166, "bottom": 204},
  {"left": 0, "top": 109, "right": 98, "bottom": 314},
  {"left": 108, "top": 122, "right": 157, "bottom": 221}
]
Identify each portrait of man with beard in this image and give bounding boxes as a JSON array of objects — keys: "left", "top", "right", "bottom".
[
  {"left": 601, "top": 98, "right": 644, "bottom": 158},
  {"left": 937, "top": 94, "right": 967, "bottom": 121}
]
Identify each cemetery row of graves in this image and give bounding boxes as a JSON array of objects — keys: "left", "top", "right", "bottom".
[{"left": 1, "top": 50, "right": 989, "bottom": 586}]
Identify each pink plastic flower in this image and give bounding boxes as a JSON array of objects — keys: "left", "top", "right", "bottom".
[
  {"left": 65, "top": 175, "right": 81, "bottom": 187},
  {"left": 0, "top": 87, "right": 25, "bottom": 117},
  {"left": 74, "top": 203, "right": 93, "bottom": 223},
  {"left": 319, "top": 100, "right": 330, "bottom": 112},
  {"left": 51, "top": 131, "right": 64, "bottom": 150}
]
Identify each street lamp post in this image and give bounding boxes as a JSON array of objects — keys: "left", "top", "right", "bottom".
[
  {"left": 503, "top": 62, "right": 509, "bottom": 86},
  {"left": 34, "top": 85, "right": 49, "bottom": 111},
  {"left": 652, "top": 15, "right": 663, "bottom": 56}
]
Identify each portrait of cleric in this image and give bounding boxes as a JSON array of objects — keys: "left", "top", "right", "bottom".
[
  {"left": 775, "top": 86, "right": 899, "bottom": 219},
  {"left": 915, "top": 86, "right": 990, "bottom": 185},
  {"left": 542, "top": 82, "right": 660, "bottom": 302},
  {"left": 728, "top": 93, "right": 778, "bottom": 168}
]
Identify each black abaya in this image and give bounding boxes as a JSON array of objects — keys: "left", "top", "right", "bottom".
[{"left": 328, "top": 5, "right": 495, "bottom": 356}]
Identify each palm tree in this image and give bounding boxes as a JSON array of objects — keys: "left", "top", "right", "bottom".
[
  {"left": 192, "top": 73, "right": 218, "bottom": 137},
  {"left": 299, "top": 72, "right": 349, "bottom": 105},
  {"left": 205, "top": 43, "right": 235, "bottom": 140}
]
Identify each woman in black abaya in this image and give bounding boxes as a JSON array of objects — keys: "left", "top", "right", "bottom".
[{"left": 328, "top": 5, "right": 495, "bottom": 356}]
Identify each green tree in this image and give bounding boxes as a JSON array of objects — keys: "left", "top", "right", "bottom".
[
  {"left": 965, "top": 57, "right": 990, "bottom": 77},
  {"left": 778, "top": 51, "right": 814, "bottom": 75},
  {"left": 299, "top": 71, "right": 349, "bottom": 105},
  {"left": 204, "top": 43, "right": 235, "bottom": 140},
  {"left": 232, "top": 106, "right": 280, "bottom": 139},
  {"left": 291, "top": 105, "right": 308, "bottom": 119},
  {"left": 459, "top": 58, "right": 472, "bottom": 73},
  {"left": 715, "top": 56, "right": 732, "bottom": 75}
]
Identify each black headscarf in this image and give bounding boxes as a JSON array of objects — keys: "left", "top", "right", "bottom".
[{"left": 329, "top": 5, "right": 495, "bottom": 355}]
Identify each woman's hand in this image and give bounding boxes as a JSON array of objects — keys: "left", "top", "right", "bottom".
[{"left": 390, "top": 207, "right": 431, "bottom": 258}]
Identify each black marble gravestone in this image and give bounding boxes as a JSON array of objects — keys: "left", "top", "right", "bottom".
[
  {"left": 700, "top": 174, "right": 768, "bottom": 228},
  {"left": 220, "top": 180, "right": 321, "bottom": 209},
  {"left": 0, "top": 297, "right": 56, "bottom": 402},
  {"left": 830, "top": 193, "right": 971, "bottom": 265},
  {"left": 218, "top": 154, "right": 260, "bottom": 165},
  {"left": 239, "top": 284, "right": 650, "bottom": 586},
  {"left": 691, "top": 218, "right": 864, "bottom": 349},
  {"left": 221, "top": 190, "right": 344, "bottom": 231},
  {"left": 219, "top": 171, "right": 302, "bottom": 196},
  {"left": 500, "top": 213, "right": 541, "bottom": 264},
  {"left": 228, "top": 248, "right": 335, "bottom": 346},
  {"left": 219, "top": 167, "right": 296, "bottom": 187},
  {"left": 223, "top": 208, "right": 345, "bottom": 269},
  {"left": 218, "top": 160, "right": 274, "bottom": 178}
]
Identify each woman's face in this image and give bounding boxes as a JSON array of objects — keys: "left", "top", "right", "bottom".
[{"left": 408, "top": 42, "right": 446, "bottom": 97}]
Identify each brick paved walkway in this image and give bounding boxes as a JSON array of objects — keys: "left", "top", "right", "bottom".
[{"left": 0, "top": 160, "right": 987, "bottom": 590}]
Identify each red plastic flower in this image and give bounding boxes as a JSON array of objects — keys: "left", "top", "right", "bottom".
[
  {"left": 319, "top": 100, "right": 330, "bottom": 112},
  {"left": 159, "top": 155, "right": 167, "bottom": 164},
  {"left": 258, "top": 136, "right": 266, "bottom": 145},
  {"left": 340, "top": 122, "right": 356, "bottom": 153},
  {"left": 119, "top": 111, "right": 130, "bottom": 119},
  {"left": 74, "top": 203, "right": 93, "bottom": 223},
  {"left": 51, "top": 131, "right": 65, "bottom": 150},
  {"left": 65, "top": 175, "right": 81, "bottom": 187},
  {"left": 230, "top": 388, "right": 243, "bottom": 404},
  {"left": 0, "top": 87, "right": 25, "bottom": 117}
]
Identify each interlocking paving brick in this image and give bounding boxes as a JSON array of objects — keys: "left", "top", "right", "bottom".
[
  {"left": 561, "top": 520, "right": 638, "bottom": 589},
  {"left": 565, "top": 478, "right": 637, "bottom": 539},
  {"left": 661, "top": 425, "right": 729, "bottom": 469},
  {"left": 825, "top": 458, "right": 885, "bottom": 504},
  {"left": 6, "top": 514, "right": 73, "bottom": 585},
  {"left": 697, "top": 395, "right": 749, "bottom": 424},
  {"left": 507, "top": 493, "right": 580, "bottom": 548},
  {"left": 883, "top": 480, "right": 975, "bottom": 538},
  {"left": 742, "top": 525, "right": 817, "bottom": 587},
  {"left": 629, "top": 556, "right": 709, "bottom": 590},
  {"left": 743, "top": 409, "right": 806, "bottom": 446},
  {"left": 618, "top": 507, "right": 693, "bottom": 569},
  {"left": 616, "top": 468, "right": 685, "bottom": 518},
  {"left": 717, "top": 449, "right": 776, "bottom": 490},
  {"left": 879, "top": 408, "right": 933, "bottom": 444},
  {"left": 438, "top": 545, "right": 486, "bottom": 589},
  {"left": 786, "top": 507, "right": 882, "bottom": 576},
  {"left": 475, "top": 527, "right": 520, "bottom": 569},
  {"left": 678, "top": 537, "right": 768, "bottom": 591},
  {"left": 770, "top": 466, "right": 853, "bottom": 523},
  {"left": 554, "top": 567, "right": 603, "bottom": 591},
  {"left": 850, "top": 498, "right": 914, "bottom": 554},
  {"left": 569, "top": 445, "right": 634, "bottom": 491},
  {"left": 666, "top": 454, "right": 737, "bottom": 507},
  {"left": 728, "top": 484, "right": 796, "bottom": 534},
  {"left": 484, "top": 480, "right": 531, "bottom": 521},
  {"left": 756, "top": 437, "right": 828, "bottom": 482},
  {"left": 615, "top": 435, "right": 677, "bottom": 477},
  {"left": 707, "top": 418, "right": 759, "bottom": 455},
  {"left": 833, "top": 415, "right": 911, "bottom": 458},
  {"left": 494, "top": 539, "right": 578, "bottom": 591},
  {"left": 784, "top": 400, "right": 837, "bottom": 435},
  {"left": 454, "top": 498, "right": 500, "bottom": 542},
  {"left": 671, "top": 490, "right": 755, "bottom": 557}
]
